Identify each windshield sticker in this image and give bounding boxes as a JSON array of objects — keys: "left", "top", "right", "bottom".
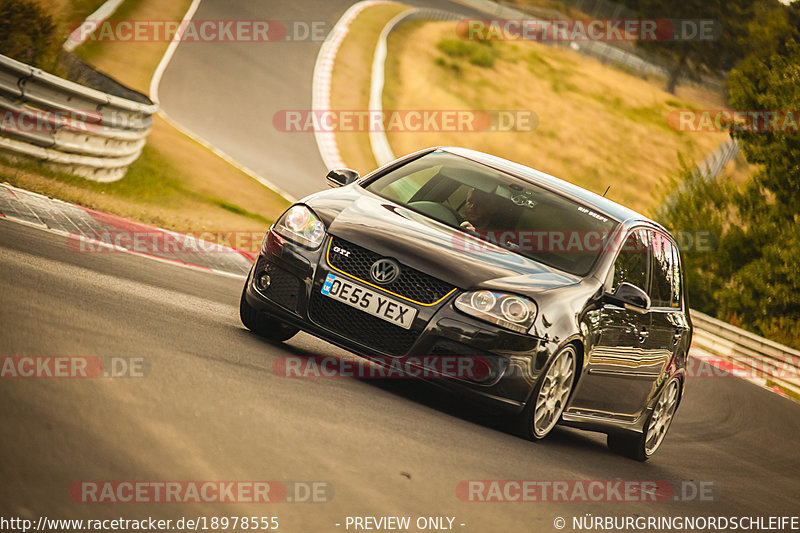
[{"left": 577, "top": 205, "right": 609, "bottom": 223}]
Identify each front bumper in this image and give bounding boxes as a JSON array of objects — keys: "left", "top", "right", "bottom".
[{"left": 245, "top": 230, "right": 551, "bottom": 412}]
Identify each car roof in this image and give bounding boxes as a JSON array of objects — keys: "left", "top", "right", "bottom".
[{"left": 438, "top": 146, "right": 659, "bottom": 229}]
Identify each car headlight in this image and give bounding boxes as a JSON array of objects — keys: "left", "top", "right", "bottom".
[
  {"left": 455, "top": 290, "right": 537, "bottom": 333},
  {"left": 274, "top": 205, "right": 326, "bottom": 248}
]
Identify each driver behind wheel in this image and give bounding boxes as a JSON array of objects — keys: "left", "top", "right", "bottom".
[{"left": 460, "top": 189, "right": 498, "bottom": 232}]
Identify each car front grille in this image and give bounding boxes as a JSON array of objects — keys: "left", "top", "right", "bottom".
[
  {"left": 326, "top": 237, "right": 455, "bottom": 305},
  {"left": 254, "top": 256, "right": 303, "bottom": 312},
  {"left": 308, "top": 291, "right": 421, "bottom": 356}
]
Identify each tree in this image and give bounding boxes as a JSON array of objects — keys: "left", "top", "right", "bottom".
[
  {"left": 658, "top": 19, "right": 800, "bottom": 347},
  {"left": 0, "top": 0, "right": 60, "bottom": 70},
  {"left": 728, "top": 39, "right": 800, "bottom": 220},
  {"left": 634, "top": 0, "right": 764, "bottom": 93},
  {"left": 655, "top": 160, "right": 744, "bottom": 315},
  {"left": 718, "top": 224, "right": 800, "bottom": 348}
]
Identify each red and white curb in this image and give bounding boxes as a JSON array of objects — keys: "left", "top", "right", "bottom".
[
  {"left": 0, "top": 183, "right": 252, "bottom": 279},
  {"left": 690, "top": 345, "right": 792, "bottom": 399},
  {"left": 311, "top": 1, "right": 392, "bottom": 171}
]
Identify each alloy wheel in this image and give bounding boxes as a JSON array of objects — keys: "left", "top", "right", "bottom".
[{"left": 532, "top": 347, "right": 576, "bottom": 438}]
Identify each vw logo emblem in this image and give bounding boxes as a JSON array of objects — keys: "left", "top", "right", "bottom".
[{"left": 370, "top": 258, "right": 400, "bottom": 285}]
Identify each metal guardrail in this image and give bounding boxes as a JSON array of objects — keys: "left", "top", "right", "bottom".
[
  {"left": 691, "top": 309, "right": 800, "bottom": 397},
  {"left": 661, "top": 137, "right": 740, "bottom": 217},
  {"left": 456, "top": 0, "right": 670, "bottom": 77},
  {"left": 0, "top": 54, "right": 157, "bottom": 182},
  {"left": 697, "top": 137, "right": 739, "bottom": 181}
]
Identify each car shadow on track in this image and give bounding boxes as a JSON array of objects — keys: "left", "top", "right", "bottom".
[
  {"left": 236, "top": 327, "right": 732, "bottom": 482},
  {"left": 237, "top": 325, "right": 622, "bottom": 458}
]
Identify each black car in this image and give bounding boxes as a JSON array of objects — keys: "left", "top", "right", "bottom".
[{"left": 241, "top": 147, "right": 691, "bottom": 461}]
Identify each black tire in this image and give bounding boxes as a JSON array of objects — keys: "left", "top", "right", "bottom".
[
  {"left": 606, "top": 433, "right": 647, "bottom": 461},
  {"left": 515, "top": 344, "right": 578, "bottom": 441},
  {"left": 607, "top": 376, "right": 682, "bottom": 462},
  {"left": 239, "top": 282, "right": 299, "bottom": 343}
]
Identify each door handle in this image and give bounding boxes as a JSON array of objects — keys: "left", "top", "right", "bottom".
[
  {"left": 638, "top": 326, "right": 649, "bottom": 343},
  {"left": 673, "top": 330, "right": 682, "bottom": 345}
]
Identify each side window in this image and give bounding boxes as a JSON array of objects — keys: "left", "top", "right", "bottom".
[
  {"left": 671, "top": 244, "right": 682, "bottom": 309},
  {"left": 649, "top": 231, "right": 674, "bottom": 308},
  {"left": 612, "top": 229, "right": 650, "bottom": 292}
]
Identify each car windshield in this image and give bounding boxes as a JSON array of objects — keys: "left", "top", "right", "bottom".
[{"left": 365, "top": 151, "right": 619, "bottom": 276}]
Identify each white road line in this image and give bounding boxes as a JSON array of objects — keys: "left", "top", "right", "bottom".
[
  {"left": 148, "top": 0, "right": 296, "bottom": 203},
  {"left": 63, "top": 0, "right": 126, "bottom": 52},
  {"left": 148, "top": 0, "right": 204, "bottom": 106},
  {"left": 368, "top": 9, "right": 417, "bottom": 167}
]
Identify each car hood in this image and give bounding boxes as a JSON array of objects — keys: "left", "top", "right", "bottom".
[{"left": 305, "top": 187, "right": 581, "bottom": 292}]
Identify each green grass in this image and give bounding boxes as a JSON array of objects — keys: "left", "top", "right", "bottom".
[
  {"left": 1, "top": 143, "right": 274, "bottom": 231},
  {"left": 71, "top": 0, "right": 147, "bottom": 64},
  {"left": 1, "top": 147, "right": 180, "bottom": 201},
  {"left": 383, "top": 20, "right": 731, "bottom": 214},
  {"left": 328, "top": 2, "right": 411, "bottom": 175},
  {"left": 436, "top": 37, "right": 499, "bottom": 68},
  {"left": 60, "top": 0, "right": 110, "bottom": 27},
  {"left": 211, "top": 199, "right": 270, "bottom": 224},
  {"left": 4, "top": 0, "right": 289, "bottom": 234}
]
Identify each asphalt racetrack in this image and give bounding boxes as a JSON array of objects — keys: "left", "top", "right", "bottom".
[
  {"left": 2, "top": 203, "right": 800, "bottom": 529},
  {"left": 2, "top": 0, "right": 800, "bottom": 531}
]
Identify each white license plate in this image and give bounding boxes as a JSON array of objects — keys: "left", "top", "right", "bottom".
[{"left": 320, "top": 273, "right": 417, "bottom": 329}]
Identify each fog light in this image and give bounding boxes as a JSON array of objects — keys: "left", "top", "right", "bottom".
[{"left": 256, "top": 272, "right": 271, "bottom": 291}]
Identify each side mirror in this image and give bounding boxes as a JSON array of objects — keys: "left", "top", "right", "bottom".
[
  {"left": 326, "top": 168, "right": 360, "bottom": 188},
  {"left": 605, "top": 282, "right": 651, "bottom": 312}
]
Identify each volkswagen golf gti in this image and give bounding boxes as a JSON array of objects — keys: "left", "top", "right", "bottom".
[{"left": 240, "top": 147, "right": 692, "bottom": 461}]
